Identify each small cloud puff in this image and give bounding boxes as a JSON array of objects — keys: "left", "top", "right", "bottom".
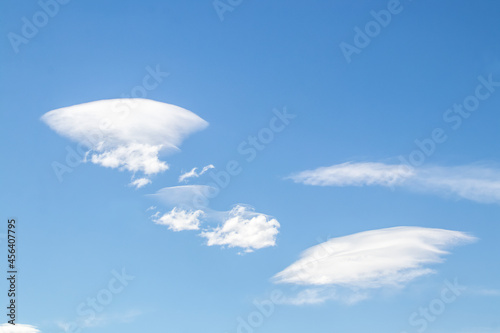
[
  {"left": 179, "top": 164, "right": 215, "bottom": 183},
  {"left": 130, "top": 177, "right": 152, "bottom": 189}
]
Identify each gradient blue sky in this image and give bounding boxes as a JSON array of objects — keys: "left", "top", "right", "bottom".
[{"left": 1, "top": 0, "right": 500, "bottom": 332}]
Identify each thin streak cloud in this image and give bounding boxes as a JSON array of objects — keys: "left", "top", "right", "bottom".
[{"left": 288, "top": 162, "right": 500, "bottom": 204}]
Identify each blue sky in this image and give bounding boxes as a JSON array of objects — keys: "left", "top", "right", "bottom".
[{"left": 1, "top": 0, "right": 500, "bottom": 332}]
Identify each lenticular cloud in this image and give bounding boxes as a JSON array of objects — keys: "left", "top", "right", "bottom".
[
  {"left": 273, "top": 226, "right": 476, "bottom": 304},
  {"left": 41, "top": 99, "right": 208, "bottom": 185},
  {"left": 274, "top": 227, "right": 475, "bottom": 287}
]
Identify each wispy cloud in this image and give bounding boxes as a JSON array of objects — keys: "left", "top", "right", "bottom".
[
  {"left": 288, "top": 162, "right": 500, "bottom": 204},
  {"left": 150, "top": 185, "right": 213, "bottom": 210},
  {"left": 57, "top": 309, "right": 142, "bottom": 331},
  {"left": 277, "top": 287, "right": 368, "bottom": 306},
  {"left": 287, "top": 162, "right": 414, "bottom": 187},
  {"left": 468, "top": 287, "right": 500, "bottom": 297},
  {"left": 0, "top": 324, "right": 40, "bottom": 333},
  {"left": 179, "top": 164, "right": 215, "bottom": 182},
  {"left": 273, "top": 227, "right": 476, "bottom": 304},
  {"left": 412, "top": 165, "right": 500, "bottom": 203},
  {"left": 459, "top": 328, "right": 500, "bottom": 333},
  {"left": 149, "top": 186, "right": 280, "bottom": 252},
  {"left": 41, "top": 98, "right": 208, "bottom": 186}
]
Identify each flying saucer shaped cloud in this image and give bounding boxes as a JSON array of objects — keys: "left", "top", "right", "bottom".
[{"left": 42, "top": 98, "right": 208, "bottom": 186}]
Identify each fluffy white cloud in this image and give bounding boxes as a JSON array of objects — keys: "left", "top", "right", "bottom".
[
  {"left": 288, "top": 162, "right": 500, "bottom": 204},
  {"left": 0, "top": 324, "right": 40, "bottom": 333},
  {"left": 288, "top": 162, "right": 414, "bottom": 187},
  {"left": 42, "top": 98, "right": 208, "bottom": 185},
  {"left": 153, "top": 208, "right": 204, "bottom": 231},
  {"left": 179, "top": 164, "right": 215, "bottom": 182},
  {"left": 150, "top": 185, "right": 280, "bottom": 252},
  {"left": 89, "top": 143, "right": 168, "bottom": 175},
  {"left": 150, "top": 187, "right": 280, "bottom": 253},
  {"left": 273, "top": 227, "right": 475, "bottom": 304},
  {"left": 200, "top": 205, "right": 280, "bottom": 253}
]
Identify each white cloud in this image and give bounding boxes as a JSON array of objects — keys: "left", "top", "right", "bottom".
[
  {"left": 152, "top": 207, "right": 204, "bottom": 231},
  {"left": 273, "top": 227, "right": 475, "bottom": 304},
  {"left": 42, "top": 98, "right": 208, "bottom": 183},
  {"left": 179, "top": 164, "right": 215, "bottom": 182},
  {"left": 200, "top": 205, "right": 280, "bottom": 253},
  {"left": 89, "top": 143, "right": 168, "bottom": 175},
  {"left": 0, "top": 324, "right": 40, "bottom": 333},
  {"left": 288, "top": 162, "right": 500, "bottom": 204},
  {"left": 288, "top": 162, "right": 414, "bottom": 187},
  {"left": 129, "top": 177, "right": 152, "bottom": 189},
  {"left": 150, "top": 186, "right": 280, "bottom": 252},
  {"left": 412, "top": 165, "right": 500, "bottom": 203}
]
